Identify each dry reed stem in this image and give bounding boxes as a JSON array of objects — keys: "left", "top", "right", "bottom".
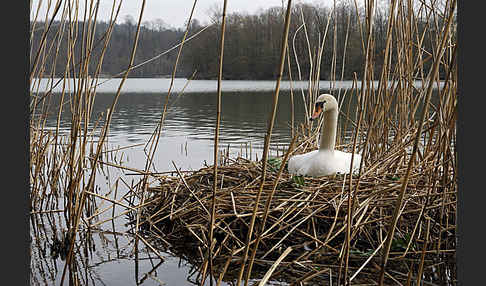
[
  {"left": 246, "top": 135, "right": 297, "bottom": 281},
  {"left": 140, "top": 0, "right": 198, "bottom": 181},
  {"left": 257, "top": 246, "right": 293, "bottom": 286},
  {"left": 206, "top": 2, "right": 228, "bottom": 285},
  {"left": 236, "top": 1, "right": 294, "bottom": 285}
]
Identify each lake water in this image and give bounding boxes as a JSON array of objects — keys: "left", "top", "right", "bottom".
[{"left": 30, "top": 79, "right": 441, "bottom": 285}]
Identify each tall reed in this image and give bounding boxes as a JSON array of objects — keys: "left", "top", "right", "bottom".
[
  {"left": 207, "top": 1, "right": 228, "bottom": 286},
  {"left": 236, "top": 1, "right": 293, "bottom": 285}
]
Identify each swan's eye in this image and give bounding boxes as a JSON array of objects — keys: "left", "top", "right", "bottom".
[{"left": 315, "top": 102, "right": 324, "bottom": 109}]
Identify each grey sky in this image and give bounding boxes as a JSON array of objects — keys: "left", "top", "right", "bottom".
[{"left": 31, "top": 0, "right": 331, "bottom": 29}]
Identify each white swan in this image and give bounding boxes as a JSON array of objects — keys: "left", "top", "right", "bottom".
[{"left": 288, "top": 94, "right": 361, "bottom": 177}]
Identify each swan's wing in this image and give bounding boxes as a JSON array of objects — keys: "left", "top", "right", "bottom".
[
  {"left": 288, "top": 151, "right": 318, "bottom": 175},
  {"left": 333, "top": 151, "right": 362, "bottom": 174},
  {"left": 287, "top": 153, "right": 306, "bottom": 174}
]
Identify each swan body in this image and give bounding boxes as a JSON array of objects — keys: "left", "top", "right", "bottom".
[
  {"left": 288, "top": 149, "right": 361, "bottom": 176},
  {"left": 288, "top": 94, "right": 361, "bottom": 177}
]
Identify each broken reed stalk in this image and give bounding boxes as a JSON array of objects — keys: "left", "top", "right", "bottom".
[
  {"left": 59, "top": 1, "right": 147, "bottom": 285},
  {"left": 257, "top": 246, "right": 293, "bottom": 286},
  {"left": 236, "top": 1, "right": 293, "bottom": 285},
  {"left": 299, "top": 7, "right": 314, "bottom": 120},
  {"left": 207, "top": 1, "right": 228, "bottom": 285},
  {"left": 378, "top": 1, "right": 456, "bottom": 284},
  {"left": 142, "top": 0, "right": 198, "bottom": 174}
]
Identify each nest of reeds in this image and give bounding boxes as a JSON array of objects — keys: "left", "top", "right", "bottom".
[{"left": 134, "top": 129, "right": 456, "bottom": 285}]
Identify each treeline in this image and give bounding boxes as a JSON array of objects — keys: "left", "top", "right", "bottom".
[
  {"left": 184, "top": 2, "right": 447, "bottom": 80},
  {"left": 30, "top": 16, "right": 185, "bottom": 78},
  {"left": 31, "top": 2, "right": 449, "bottom": 80}
]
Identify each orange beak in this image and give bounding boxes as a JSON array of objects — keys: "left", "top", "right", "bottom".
[{"left": 310, "top": 105, "right": 323, "bottom": 121}]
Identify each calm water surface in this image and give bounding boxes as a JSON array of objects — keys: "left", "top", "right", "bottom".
[{"left": 44, "top": 90, "right": 315, "bottom": 171}]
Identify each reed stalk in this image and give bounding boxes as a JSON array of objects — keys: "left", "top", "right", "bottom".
[
  {"left": 236, "top": 1, "right": 293, "bottom": 285},
  {"left": 133, "top": 1, "right": 198, "bottom": 282},
  {"left": 142, "top": 0, "right": 198, "bottom": 174},
  {"left": 342, "top": 74, "right": 365, "bottom": 285},
  {"left": 206, "top": 1, "right": 228, "bottom": 285}
]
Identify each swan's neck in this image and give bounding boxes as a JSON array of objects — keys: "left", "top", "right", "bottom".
[{"left": 319, "top": 109, "right": 337, "bottom": 151}]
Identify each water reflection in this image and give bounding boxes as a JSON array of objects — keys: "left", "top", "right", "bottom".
[
  {"left": 43, "top": 90, "right": 329, "bottom": 172},
  {"left": 30, "top": 208, "right": 219, "bottom": 285},
  {"left": 46, "top": 91, "right": 305, "bottom": 141}
]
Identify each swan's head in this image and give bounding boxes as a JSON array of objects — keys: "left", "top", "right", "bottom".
[{"left": 310, "top": 94, "right": 338, "bottom": 121}]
